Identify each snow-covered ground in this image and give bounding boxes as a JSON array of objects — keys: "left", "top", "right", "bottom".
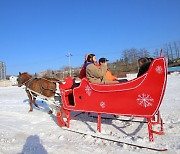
[{"left": 0, "top": 74, "right": 180, "bottom": 154}]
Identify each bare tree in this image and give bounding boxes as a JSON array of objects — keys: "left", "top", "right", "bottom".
[
  {"left": 122, "top": 49, "right": 129, "bottom": 66},
  {"left": 169, "top": 43, "right": 173, "bottom": 60},
  {"left": 173, "top": 41, "right": 179, "bottom": 59},
  {"left": 163, "top": 44, "right": 170, "bottom": 60},
  {"left": 129, "top": 48, "right": 137, "bottom": 63},
  {"left": 122, "top": 48, "right": 138, "bottom": 64},
  {"left": 154, "top": 49, "right": 159, "bottom": 58},
  {"left": 138, "top": 48, "right": 150, "bottom": 58}
]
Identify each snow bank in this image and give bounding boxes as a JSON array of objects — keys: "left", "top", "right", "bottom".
[{"left": 0, "top": 80, "right": 12, "bottom": 87}]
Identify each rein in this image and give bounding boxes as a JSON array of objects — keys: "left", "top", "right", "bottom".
[
  {"left": 20, "top": 77, "right": 33, "bottom": 87},
  {"left": 26, "top": 87, "right": 58, "bottom": 103},
  {"left": 20, "top": 76, "right": 61, "bottom": 98}
]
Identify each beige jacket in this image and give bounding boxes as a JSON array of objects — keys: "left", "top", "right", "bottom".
[{"left": 86, "top": 63, "right": 118, "bottom": 84}]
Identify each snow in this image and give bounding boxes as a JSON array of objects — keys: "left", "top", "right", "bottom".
[{"left": 0, "top": 75, "right": 180, "bottom": 154}]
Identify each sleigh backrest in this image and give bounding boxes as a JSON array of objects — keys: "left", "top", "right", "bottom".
[{"left": 59, "top": 76, "right": 74, "bottom": 90}]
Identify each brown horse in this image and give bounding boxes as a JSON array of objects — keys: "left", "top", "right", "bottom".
[{"left": 17, "top": 72, "right": 61, "bottom": 112}]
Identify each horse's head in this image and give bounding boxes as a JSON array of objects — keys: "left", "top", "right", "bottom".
[{"left": 17, "top": 72, "right": 32, "bottom": 87}]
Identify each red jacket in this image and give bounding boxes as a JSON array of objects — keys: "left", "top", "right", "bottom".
[
  {"left": 78, "top": 64, "right": 86, "bottom": 79},
  {"left": 79, "top": 62, "right": 99, "bottom": 79}
]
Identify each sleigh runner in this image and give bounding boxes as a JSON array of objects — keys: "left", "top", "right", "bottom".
[{"left": 57, "top": 56, "right": 167, "bottom": 142}]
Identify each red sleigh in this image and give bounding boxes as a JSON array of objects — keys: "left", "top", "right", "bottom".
[{"left": 57, "top": 57, "right": 167, "bottom": 142}]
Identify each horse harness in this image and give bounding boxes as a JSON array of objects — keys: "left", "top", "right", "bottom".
[{"left": 23, "top": 77, "right": 60, "bottom": 100}]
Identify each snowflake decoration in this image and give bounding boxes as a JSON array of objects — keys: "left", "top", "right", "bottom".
[
  {"left": 155, "top": 66, "right": 163, "bottom": 74},
  {"left": 100, "top": 101, "right": 106, "bottom": 108},
  {"left": 85, "top": 85, "right": 92, "bottom": 96},
  {"left": 136, "top": 93, "right": 154, "bottom": 108}
]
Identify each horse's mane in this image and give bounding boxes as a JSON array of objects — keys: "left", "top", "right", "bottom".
[{"left": 20, "top": 72, "right": 33, "bottom": 78}]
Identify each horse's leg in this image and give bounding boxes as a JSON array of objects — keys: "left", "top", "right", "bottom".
[
  {"left": 32, "top": 97, "right": 39, "bottom": 108},
  {"left": 26, "top": 91, "right": 33, "bottom": 112}
]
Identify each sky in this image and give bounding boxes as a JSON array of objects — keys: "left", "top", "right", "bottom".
[{"left": 0, "top": 0, "right": 180, "bottom": 75}]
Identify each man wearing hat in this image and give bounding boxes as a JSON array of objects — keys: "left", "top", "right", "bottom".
[{"left": 99, "top": 58, "right": 118, "bottom": 81}]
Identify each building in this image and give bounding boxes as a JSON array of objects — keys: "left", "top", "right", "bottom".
[
  {"left": 9, "top": 76, "right": 18, "bottom": 85},
  {"left": 0, "top": 61, "right": 6, "bottom": 80}
]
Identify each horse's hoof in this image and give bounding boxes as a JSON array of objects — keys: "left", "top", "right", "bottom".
[
  {"left": 35, "top": 105, "right": 39, "bottom": 108},
  {"left": 48, "top": 110, "right": 53, "bottom": 114},
  {"left": 29, "top": 110, "right": 33, "bottom": 112}
]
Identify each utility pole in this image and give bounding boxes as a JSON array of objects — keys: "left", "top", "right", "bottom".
[{"left": 66, "top": 52, "right": 72, "bottom": 76}]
